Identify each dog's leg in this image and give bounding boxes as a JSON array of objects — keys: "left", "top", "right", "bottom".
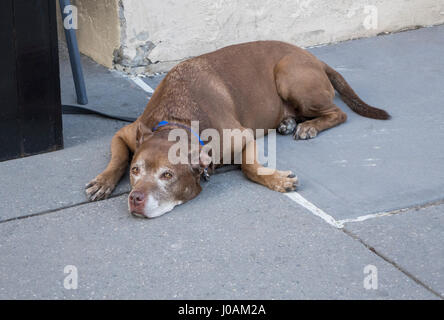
[
  {"left": 86, "top": 123, "right": 136, "bottom": 201},
  {"left": 275, "top": 54, "right": 347, "bottom": 140},
  {"left": 294, "top": 105, "right": 347, "bottom": 140},
  {"left": 241, "top": 139, "right": 299, "bottom": 192}
]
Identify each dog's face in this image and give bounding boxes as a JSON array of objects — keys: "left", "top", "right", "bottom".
[{"left": 128, "top": 123, "right": 209, "bottom": 218}]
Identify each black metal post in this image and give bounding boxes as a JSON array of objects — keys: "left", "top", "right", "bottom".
[{"left": 59, "top": 0, "right": 88, "bottom": 105}]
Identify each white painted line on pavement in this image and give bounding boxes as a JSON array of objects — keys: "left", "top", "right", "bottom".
[
  {"left": 285, "top": 192, "right": 343, "bottom": 228},
  {"left": 131, "top": 76, "right": 154, "bottom": 94},
  {"left": 337, "top": 207, "right": 411, "bottom": 225},
  {"left": 286, "top": 192, "right": 423, "bottom": 228}
]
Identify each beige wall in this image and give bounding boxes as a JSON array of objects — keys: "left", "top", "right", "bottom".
[
  {"left": 60, "top": 0, "right": 444, "bottom": 73},
  {"left": 57, "top": 0, "right": 120, "bottom": 68}
]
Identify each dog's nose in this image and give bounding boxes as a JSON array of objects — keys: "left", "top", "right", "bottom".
[{"left": 129, "top": 191, "right": 145, "bottom": 206}]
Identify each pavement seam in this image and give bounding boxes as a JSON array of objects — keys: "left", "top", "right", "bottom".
[
  {"left": 0, "top": 166, "right": 241, "bottom": 224},
  {"left": 342, "top": 227, "right": 444, "bottom": 299},
  {"left": 0, "top": 192, "right": 129, "bottom": 224}
]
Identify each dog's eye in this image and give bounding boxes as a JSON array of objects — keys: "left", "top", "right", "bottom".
[
  {"left": 161, "top": 171, "right": 173, "bottom": 180},
  {"left": 131, "top": 167, "right": 140, "bottom": 175}
]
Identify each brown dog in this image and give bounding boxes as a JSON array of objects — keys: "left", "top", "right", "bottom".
[{"left": 86, "top": 41, "right": 389, "bottom": 218}]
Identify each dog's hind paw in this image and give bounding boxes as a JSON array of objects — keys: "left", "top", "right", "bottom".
[
  {"left": 85, "top": 174, "right": 116, "bottom": 201},
  {"left": 277, "top": 117, "right": 297, "bottom": 135}
]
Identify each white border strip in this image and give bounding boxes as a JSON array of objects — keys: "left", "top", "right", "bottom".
[
  {"left": 286, "top": 192, "right": 418, "bottom": 228},
  {"left": 337, "top": 207, "right": 410, "bottom": 225},
  {"left": 285, "top": 192, "right": 343, "bottom": 228},
  {"left": 131, "top": 76, "right": 154, "bottom": 94}
]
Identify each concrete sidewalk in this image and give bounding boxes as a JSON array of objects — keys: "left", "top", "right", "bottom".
[{"left": 0, "top": 26, "right": 443, "bottom": 299}]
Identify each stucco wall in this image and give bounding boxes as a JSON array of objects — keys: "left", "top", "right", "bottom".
[
  {"left": 57, "top": 0, "right": 120, "bottom": 68},
  {"left": 117, "top": 0, "right": 444, "bottom": 73},
  {"left": 61, "top": 0, "right": 444, "bottom": 73}
]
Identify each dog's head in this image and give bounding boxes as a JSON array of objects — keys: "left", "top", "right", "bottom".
[{"left": 128, "top": 122, "right": 211, "bottom": 218}]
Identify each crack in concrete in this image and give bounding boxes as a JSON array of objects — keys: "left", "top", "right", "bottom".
[
  {"left": 0, "top": 191, "right": 130, "bottom": 224},
  {"left": 342, "top": 227, "right": 444, "bottom": 299},
  {"left": 0, "top": 165, "right": 240, "bottom": 224}
]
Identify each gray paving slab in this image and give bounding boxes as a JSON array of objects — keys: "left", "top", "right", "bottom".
[
  {"left": 345, "top": 203, "right": 444, "bottom": 297},
  {"left": 274, "top": 26, "right": 444, "bottom": 220},
  {"left": 0, "top": 171, "right": 436, "bottom": 299},
  {"left": 0, "top": 116, "right": 130, "bottom": 221},
  {"left": 1, "top": 27, "right": 443, "bottom": 300}
]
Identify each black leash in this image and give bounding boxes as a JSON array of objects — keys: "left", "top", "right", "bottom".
[{"left": 62, "top": 104, "right": 137, "bottom": 123}]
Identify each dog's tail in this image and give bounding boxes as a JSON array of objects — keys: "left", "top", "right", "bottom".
[{"left": 323, "top": 62, "right": 390, "bottom": 120}]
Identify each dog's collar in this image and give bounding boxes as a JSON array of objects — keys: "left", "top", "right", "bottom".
[
  {"left": 152, "top": 120, "right": 210, "bottom": 181},
  {"left": 152, "top": 120, "right": 205, "bottom": 146}
]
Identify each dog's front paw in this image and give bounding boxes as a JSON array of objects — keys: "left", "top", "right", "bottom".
[
  {"left": 293, "top": 124, "right": 318, "bottom": 140},
  {"left": 85, "top": 174, "right": 116, "bottom": 201},
  {"left": 266, "top": 170, "right": 299, "bottom": 193}
]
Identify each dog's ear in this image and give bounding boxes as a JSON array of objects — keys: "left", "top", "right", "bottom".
[
  {"left": 135, "top": 122, "right": 152, "bottom": 148},
  {"left": 198, "top": 148, "right": 212, "bottom": 169}
]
